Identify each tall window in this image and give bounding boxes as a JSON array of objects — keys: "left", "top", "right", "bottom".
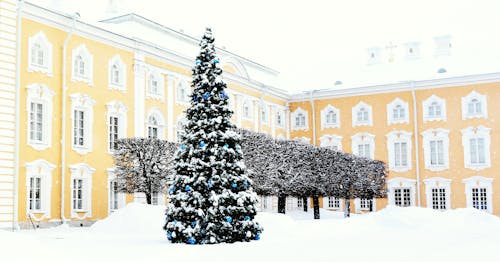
[
  {"left": 72, "top": 178, "right": 84, "bottom": 210},
  {"left": 29, "top": 102, "right": 43, "bottom": 142},
  {"left": 31, "top": 43, "right": 45, "bottom": 67},
  {"left": 422, "top": 129, "right": 449, "bottom": 171},
  {"left": 326, "top": 110, "right": 337, "bottom": 124},
  {"left": 471, "top": 188, "right": 488, "bottom": 210},
  {"left": 28, "top": 177, "right": 42, "bottom": 211},
  {"left": 431, "top": 188, "right": 447, "bottom": 210},
  {"left": 352, "top": 133, "right": 375, "bottom": 159},
  {"left": 276, "top": 111, "right": 283, "bottom": 126},
  {"left": 109, "top": 116, "right": 119, "bottom": 151},
  {"left": 295, "top": 113, "right": 306, "bottom": 127},
  {"left": 74, "top": 55, "right": 85, "bottom": 78},
  {"left": 148, "top": 74, "right": 159, "bottom": 95},
  {"left": 297, "top": 198, "right": 304, "bottom": 208},
  {"left": 73, "top": 110, "right": 85, "bottom": 147},
  {"left": 357, "top": 108, "right": 368, "bottom": 123},
  {"left": 469, "top": 138, "right": 485, "bottom": 164},
  {"left": 429, "top": 140, "right": 444, "bottom": 166},
  {"left": 423, "top": 95, "right": 446, "bottom": 122},
  {"left": 461, "top": 126, "right": 490, "bottom": 170},
  {"left": 111, "top": 64, "right": 120, "bottom": 85},
  {"left": 28, "top": 32, "right": 53, "bottom": 75},
  {"left": 148, "top": 115, "right": 159, "bottom": 139},
  {"left": 394, "top": 142, "right": 408, "bottom": 168},
  {"left": 357, "top": 144, "right": 371, "bottom": 158},
  {"left": 109, "top": 180, "right": 119, "bottom": 211},
  {"left": 394, "top": 188, "right": 411, "bottom": 207},
  {"left": 261, "top": 106, "right": 268, "bottom": 123},
  {"left": 462, "top": 91, "right": 487, "bottom": 119},
  {"left": 243, "top": 100, "right": 251, "bottom": 119},
  {"left": 151, "top": 192, "right": 159, "bottom": 205},
  {"left": 393, "top": 105, "right": 405, "bottom": 121},
  {"left": 428, "top": 102, "right": 441, "bottom": 118},
  {"left": 467, "top": 99, "right": 481, "bottom": 116}
]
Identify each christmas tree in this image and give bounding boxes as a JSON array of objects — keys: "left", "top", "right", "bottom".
[{"left": 164, "top": 28, "right": 262, "bottom": 244}]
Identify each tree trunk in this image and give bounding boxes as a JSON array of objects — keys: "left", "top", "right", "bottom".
[
  {"left": 344, "top": 199, "right": 350, "bottom": 218},
  {"left": 278, "top": 194, "right": 286, "bottom": 214},
  {"left": 312, "top": 195, "right": 320, "bottom": 219},
  {"left": 303, "top": 196, "right": 308, "bottom": 212},
  {"left": 145, "top": 192, "right": 152, "bottom": 205}
]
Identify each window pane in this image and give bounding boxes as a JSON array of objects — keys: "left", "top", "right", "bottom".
[
  {"left": 437, "top": 140, "right": 444, "bottom": 165},
  {"left": 477, "top": 138, "right": 485, "bottom": 163},
  {"left": 401, "top": 142, "right": 408, "bottom": 166},
  {"left": 470, "top": 138, "right": 477, "bottom": 164}
]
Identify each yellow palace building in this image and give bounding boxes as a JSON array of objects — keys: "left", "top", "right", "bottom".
[{"left": 0, "top": 0, "right": 498, "bottom": 229}]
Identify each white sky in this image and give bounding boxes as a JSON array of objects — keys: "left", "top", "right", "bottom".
[{"left": 40, "top": 0, "right": 500, "bottom": 91}]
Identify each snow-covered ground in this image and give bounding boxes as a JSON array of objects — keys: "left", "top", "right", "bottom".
[{"left": 1, "top": 204, "right": 499, "bottom": 262}]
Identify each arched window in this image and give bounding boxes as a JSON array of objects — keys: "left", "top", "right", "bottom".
[
  {"left": 423, "top": 95, "right": 446, "bottom": 122},
  {"left": 147, "top": 115, "right": 159, "bottom": 139},
  {"left": 74, "top": 55, "right": 85, "bottom": 77},
  {"left": 111, "top": 64, "right": 120, "bottom": 85},
  {"left": 357, "top": 108, "right": 368, "bottom": 122},
  {"left": 467, "top": 99, "right": 481, "bottom": 115},
  {"left": 393, "top": 105, "right": 405, "bottom": 120},
  {"left": 326, "top": 110, "right": 336, "bottom": 124},
  {"left": 352, "top": 102, "right": 372, "bottom": 126},
  {"left": 428, "top": 102, "right": 441, "bottom": 117},
  {"left": 31, "top": 43, "right": 45, "bottom": 67},
  {"left": 176, "top": 118, "right": 187, "bottom": 142},
  {"left": 295, "top": 113, "right": 305, "bottom": 127},
  {"left": 71, "top": 44, "right": 93, "bottom": 84},
  {"left": 242, "top": 100, "right": 251, "bottom": 119},
  {"left": 28, "top": 31, "right": 53, "bottom": 75}
]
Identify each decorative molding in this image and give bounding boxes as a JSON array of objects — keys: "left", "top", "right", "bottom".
[
  {"left": 27, "top": 31, "right": 53, "bottom": 76},
  {"left": 70, "top": 93, "right": 95, "bottom": 155},
  {"left": 351, "top": 132, "right": 375, "bottom": 159},
  {"left": 108, "top": 54, "right": 126, "bottom": 91},
  {"left": 146, "top": 70, "right": 164, "bottom": 100},
  {"left": 146, "top": 108, "right": 166, "bottom": 139},
  {"left": 26, "top": 83, "right": 54, "bottom": 151},
  {"left": 291, "top": 107, "right": 308, "bottom": 131},
  {"left": 422, "top": 95, "right": 446, "bottom": 122},
  {"left": 421, "top": 128, "right": 450, "bottom": 171},
  {"left": 461, "top": 90, "right": 487, "bottom": 120},
  {"left": 423, "top": 177, "right": 451, "bottom": 210},
  {"left": 106, "top": 101, "right": 128, "bottom": 153},
  {"left": 461, "top": 126, "right": 491, "bottom": 171},
  {"left": 387, "top": 177, "right": 416, "bottom": 207},
  {"left": 462, "top": 176, "right": 494, "bottom": 213},
  {"left": 387, "top": 98, "right": 409, "bottom": 125},
  {"left": 386, "top": 130, "right": 412, "bottom": 172},
  {"left": 25, "top": 159, "right": 56, "bottom": 221},
  {"left": 71, "top": 44, "right": 93, "bottom": 85},
  {"left": 69, "top": 163, "right": 96, "bottom": 219},
  {"left": 319, "top": 134, "right": 342, "bottom": 151},
  {"left": 320, "top": 104, "right": 340, "bottom": 129},
  {"left": 175, "top": 79, "right": 190, "bottom": 105},
  {"left": 352, "top": 101, "right": 373, "bottom": 127}
]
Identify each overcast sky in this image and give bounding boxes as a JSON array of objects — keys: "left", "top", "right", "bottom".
[{"left": 41, "top": 0, "right": 500, "bottom": 91}]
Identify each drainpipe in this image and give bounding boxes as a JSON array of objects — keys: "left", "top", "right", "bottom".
[
  {"left": 13, "top": 0, "right": 25, "bottom": 231},
  {"left": 309, "top": 90, "right": 316, "bottom": 145},
  {"left": 60, "top": 14, "right": 79, "bottom": 224},
  {"left": 410, "top": 81, "right": 421, "bottom": 206}
]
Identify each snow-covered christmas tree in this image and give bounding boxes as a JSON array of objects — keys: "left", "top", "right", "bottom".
[{"left": 164, "top": 28, "right": 262, "bottom": 244}]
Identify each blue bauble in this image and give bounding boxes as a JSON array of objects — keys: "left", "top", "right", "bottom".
[
  {"left": 243, "top": 181, "right": 249, "bottom": 189},
  {"left": 244, "top": 216, "right": 250, "bottom": 221},
  {"left": 207, "top": 180, "right": 212, "bottom": 189},
  {"left": 191, "top": 221, "right": 197, "bottom": 227},
  {"left": 188, "top": 237, "right": 196, "bottom": 244},
  {"left": 180, "top": 144, "right": 186, "bottom": 150},
  {"left": 203, "top": 92, "right": 210, "bottom": 100},
  {"left": 255, "top": 233, "right": 261, "bottom": 240},
  {"left": 199, "top": 141, "right": 206, "bottom": 148},
  {"left": 226, "top": 216, "right": 232, "bottom": 223},
  {"left": 173, "top": 220, "right": 177, "bottom": 224},
  {"left": 235, "top": 144, "right": 240, "bottom": 150},
  {"left": 221, "top": 91, "right": 227, "bottom": 99},
  {"left": 195, "top": 60, "right": 201, "bottom": 65},
  {"left": 213, "top": 58, "right": 219, "bottom": 64},
  {"left": 193, "top": 95, "right": 198, "bottom": 102},
  {"left": 231, "top": 183, "right": 237, "bottom": 189},
  {"left": 166, "top": 231, "right": 172, "bottom": 240},
  {"left": 223, "top": 143, "right": 229, "bottom": 149},
  {"left": 185, "top": 185, "right": 192, "bottom": 192}
]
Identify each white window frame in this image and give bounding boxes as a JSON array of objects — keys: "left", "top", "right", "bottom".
[
  {"left": 351, "top": 133, "right": 375, "bottom": 159},
  {"left": 108, "top": 54, "right": 126, "bottom": 91},
  {"left": 387, "top": 98, "right": 409, "bottom": 125},
  {"left": 146, "top": 70, "right": 164, "bottom": 100},
  {"left": 319, "top": 134, "right": 343, "bottom": 151},
  {"left": 175, "top": 80, "right": 190, "bottom": 105},
  {"left": 106, "top": 101, "right": 127, "bottom": 153},
  {"left": 421, "top": 128, "right": 450, "bottom": 171},
  {"left": 321, "top": 104, "right": 340, "bottom": 129},
  {"left": 423, "top": 177, "right": 451, "bottom": 210},
  {"left": 324, "top": 196, "right": 342, "bottom": 210},
  {"left": 462, "top": 176, "right": 493, "bottom": 213},
  {"left": 107, "top": 168, "right": 126, "bottom": 214},
  {"left": 354, "top": 198, "right": 376, "bottom": 212},
  {"left": 27, "top": 31, "right": 53, "bottom": 76},
  {"left": 291, "top": 107, "right": 308, "bottom": 131},
  {"left": 146, "top": 109, "right": 165, "bottom": 139},
  {"left": 352, "top": 101, "right": 373, "bottom": 127},
  {"left": 461, "top": 91, "right": 487, "bottom": 120},
  {"left": 461, "top": 126, "right": 491, "bottom": 171},
  {"left": 387, "top": 177, "right": 416, "bottom": 207},
  {"left": 70, "top": 94, "right": 95, "bottom": 155},
  {"left": 71, "top": 44, "right": 93, "bottom": 85},
  {"left": 26, "top": 84, "right": 54, "bottom": 151},
  {"left": 25, "top": 159, "right": 55, "bottom": 221},
  {"left": 69, "top": 163, "right": 95, "bottom": 219},
  {"left": 386, "top": 130, "right": 412, "bottom": 172},
  {"left": 275, "top": 109, "right": 285, "bottom": 128},
  {"left": 242, "top": 98, "right": 253, "bottom": 120},
  {"left": 423, "top": 95, "right": 446, "bottom": 122},
  {"left": 260, "top": 103, "right": 270, "bottom": 125}
]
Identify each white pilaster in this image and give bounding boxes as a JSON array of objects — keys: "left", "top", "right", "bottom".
[
  {"left": 133, "top": 53, "right": 146, "bottom": 137},
  {"left": 166, "top": 75, "right": 175, "bottom": 141}
]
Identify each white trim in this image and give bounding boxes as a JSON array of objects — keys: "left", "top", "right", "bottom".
[
  {"left": 260, "top": 102, "right": 270, "bottom": 126},
  {"left": 354, "top": 198, "right": 376, "bottom": 212},
  {"left": 25, "top": 159, "right": 56, "bottom": 221},
  {"left": 461, "top": 90, "right": 487, "bottom": 120},
  {"left": 351, "top": 132, "right": 375, "bottom": 159},
  {"left": 323, "top": 196, "right": 342, "bottom": 210},
  {"left": 106, "top": 101, "right": 128, "bottom": 153},
  {"left": 133, "top": 54, "right": 146, "bottom": 137},
  {"left": 352, "top": 101, "right": 373, "bottom": 127},
  {"left": 461, "top": 126, "right": 491, "bottom": 171},
  {"left": 241, "top": 97, "right": 253, "bottom": 120},
  {"left": 320, "top": 104, "right": 340, "bottom": 129},
  {"left": 71, "top": 44, "right": 93, "bottom": 85},
  {"left": 26, "top": 83, "right": 54, "bottom": 151},
  {"left": 387, "top": 177, "right": 416, "bottom": 207},
  {"left": 106, "top": 168, "right": 126, "bottom": 214},
  {"left": 146, "top": 69, "right": 164, "bottom": 100},
  {"left": 291, "top": 107, "right": 308, "bottom": 131},
  {"left": 422, "top": 95, "right": 446, "bottom": 122},
  {"left": 27, "top": 31, "right": 53, "bottom": 76},
  {"left": 146, "top": 108, "right": 165, "bottom": 139},
  {"left": 70, "top": 93, "right": 95, "bottom": 155},
  {"left": 69, "top": 163, "right": 95, "bottom": 219},
  {"left": 462, "top": 176, "right": 494, "bottom": 213},
  {"left": 275, "top": 108, "right": 285, "bottom": 129},
  {"left": 319, "top": 134, "right": 342, "bottom": 151},
  {"left": 387, "top": 98, "right": 409, "bottom": 125},
  {"left": 423, "top": 177, "right": 451, "bottom": 210},
  {"left": 421, "top": 128, "right": 450, "bottom": 171},
  {"left": 386, "top": 130, "right": 412, "bottom": 172},
  {"left": 108, "top": 54, "right": 126, "bottom": 91}
]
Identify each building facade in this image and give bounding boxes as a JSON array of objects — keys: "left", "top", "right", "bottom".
[{"left": 0, "top": 1, "right": 498, "bottom": 229}]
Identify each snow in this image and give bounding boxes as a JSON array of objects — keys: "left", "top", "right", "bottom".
[{"left": 1, "top": 204, "right": 499, "bottom": 262}]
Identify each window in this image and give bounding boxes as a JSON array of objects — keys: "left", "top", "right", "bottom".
[
  {"left": 148, "top": 116, "right": 158, "bottom": 139},
  {"left": 325, "top": 197, "right": 341, "bottom": 209},
  {"left": 463, "top": 176, "right": 493, "bottom": 213},
  {"left": 461, "top": 91, "right": 487, "bottom": 119},
  {"left": 297, "top": 198, "right": 304, "bottom": 208},
  {"left": 146, "top": 71, "right": 164, "bottom": 99},
  {"left": 109, "top": 116, "right": 119, "bottom": 151},
  {"left": 461, "top": 126, "right": 491, "bottom": 170},
  {"left": 25, "top": 159, "right": 55, "bottom": 218},
  {"left": 26, "top": 84, "right": 54, "bottom": 150},
  {"left": 108, "top": 55, "right": 126, "bottom": 91},
  {"left": 351, "top": 133, "right": 375, "bottom": 159},
  {"left": 319, "top": 135, "right": 343, "bottom": 151},
  {"left": 151, "top": 192, "right": 159, "bottom": 205},
  {"left": 146, "top": 110, "right": 165, "bottom": 139},
  {"left": 291, "top": 108, "right": 308, "bottom": 131},
  {"left": 261, "top": 104, "right": 269, "bottom": 124},
  {"left": 355, "top": 198, "right": 376, "bottom": 212},
  {"left": 422, "top": 129, "right": 449, "bottom": 171},
  {"left": 106, "top": 101, "right": 127, "bottom": 153},
  {"left": 424, "top": 177, "right": 451, "bottom": 210},
  {"left": 176, "top": 80, "right": 190, "bottom": 104},
  {"left": 69, "top": 163, "right": 95, "bottom": 218},
  {"left": 70, "top": 94, "right": 95, "bottom": 155},
  {"left": 28, "top": 31, "right": 53, "bottom": 75},
  {"left": 71, "top": 44, "right": 93, "bottom": 85},
  {"left": 423, "top": 95, "right": 446, "bottom": 122},
  {"left": 321, "top": 104, "right": 340, "bottom": 129},
  {"left": 387, "top": 98, "right": 409, "bottom": 125},
  {"left": 394, "top": 142, "right": 408, "bottom": 167},
  {"left": 276, "top": 110, "right": 284, "bottom": 127},
  {"left": 241, "top": 98, "right": 253, "bottom": 120},
  {"left": 387, "top": 178, "right": 416, "bottom": 207},
  {"left": 352, "top": 101, "right": 372, "bottom": 126},
  {"left": 109, "top": 180, "right": 119, "bottom": 211}
]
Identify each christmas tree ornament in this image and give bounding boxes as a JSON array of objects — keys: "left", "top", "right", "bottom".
[
  {"left": 195, "top": 60, "right": 201, "bottom": 65},
  {"left": 180, "top": 144, "right": 187, "bottom": 151},
  {"left": 231, "top": 183, "right": 237, "bottom": 188},
  {"left": 255, "top": 233, "right": 260, "bottom": 240},
  {"left": 244, "top": 216, "right": 250, "bottom": 221},
  {"left": 223, "top": 143, "right": 229, "bottom": 149},
  {"left": 187, "top": 237, "right": 196, "bottom": 244},
  {"left": 213, "top": 58, "right": 219, "bottom": 64},
  {"left": 185, "top": 185, "right": 192, "bottom": 192},
  {"left": 199, "top": 141, "right": 206, "bottom": 148},
  {"left": 203, "top": 92, "right": 210, "bottom": 100},
  {"left": 226, "top": 216, "right": 232, "bottom": 223}
]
